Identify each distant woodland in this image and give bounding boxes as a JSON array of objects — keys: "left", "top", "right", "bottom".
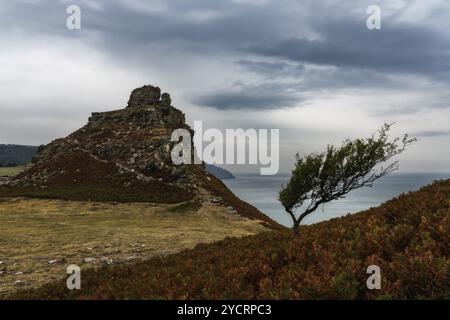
[{"left": 0, "top": 144, "right": 38, "bottom": 167}]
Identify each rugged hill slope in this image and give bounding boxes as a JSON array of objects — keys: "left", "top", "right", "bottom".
[
  {"left": 205, "top": 164, "right": 235, "bottom": 179},
  {"left": 0, "top": 85, "right": 278, "bottom": 228},
  {"left": 1, "top": 144, "right": 236, "bottom": 180},
  {"left": 10, "top": 179, "right": 450, "bottom": 300}
]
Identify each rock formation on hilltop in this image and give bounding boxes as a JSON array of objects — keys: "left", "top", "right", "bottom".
[
  {"left": 127, "top": 85, "right": 172, "bottom": 108},
  {"left": 0, "top": 85, "right": 279, "bottom": 228}
]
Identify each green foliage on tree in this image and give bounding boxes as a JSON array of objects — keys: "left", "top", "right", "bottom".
[{"left": 279, "top": 123, "right": 416, "bottom": 235}]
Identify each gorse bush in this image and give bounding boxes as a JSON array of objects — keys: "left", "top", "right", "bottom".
[{"left": 9, "top": 179, "right": 449, "bottom": 300}]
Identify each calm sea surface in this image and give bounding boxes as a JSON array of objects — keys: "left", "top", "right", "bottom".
[{"left": 223, "top": 173, "right": 450, "bottom": 227}]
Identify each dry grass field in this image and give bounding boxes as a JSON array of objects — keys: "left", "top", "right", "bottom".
[
  {"left": 9, "top": 179, "right": 449, "bottom": 300},
  {"left": 0, "top": 166, "right": 24, "bottom": 177},
  {"left": 0, "top": 197, "right": 268, "bottom": 295}
]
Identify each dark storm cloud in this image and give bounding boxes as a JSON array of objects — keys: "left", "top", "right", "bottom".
[
  {"left": 2, "top": 0, "right": 450, "bottom": 112},
  {"left": 247, "top": 20, "right": 450, "bottom": 78},
  {"left": 3, "top": 1, "right": 450, "bottom": 77},
  {"left": 414, "top": 130, "right": 450, "bottom": 138},
  {"left": 195, "top": 60, "right": 403, "bottom": 110},
  {"left": 194, "top": 83, "right": 300, "bottom": 110},
  {"left": 236, "top": 59, "right": 410, "bottom": 91},
  {"left": 1, "top": 0, "right": 285, "bottom": 53},
  {"left": 1, "top": 0, "right": 450, "bottom": 171},
  {"left": 236, "top": 60, "right": 306, "bottom": 76}
]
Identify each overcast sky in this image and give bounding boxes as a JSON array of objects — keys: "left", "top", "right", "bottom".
[{"left": 1, "top": 0, "right": 450, "bottom": 173}]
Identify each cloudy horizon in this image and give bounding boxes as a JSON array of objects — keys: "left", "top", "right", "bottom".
[{"left": 1, "top": 0, "right": 450, "bottom": 173}]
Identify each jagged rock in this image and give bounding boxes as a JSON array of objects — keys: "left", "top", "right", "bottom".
[
  {"left": 101, "top": 257, "right": 114, "bottom": 265},
  {"left": 48, "top": 258, "right": 65, "bottom": 265},
  {"left": 171, "top": 167, "right": 186, "bottom": 179},
  {"left": 0, "top": 177, "right": 10, "bottom": 186},
  {"left": 0, "top": 84, "right": 279, "bottom": 229},
  {"left": 1, "top": 85, "right": 198, "bottom": 204},
  {"left": 161, "top": 93, "right": 171, "bottom": 106},
  {"left": 226, "top": 206, "right": 238, "bottom": 215},
  {"left": 15, "top": 280, "right": 25, "bottom": 287},
  {"left": 127, "top": 85, "right": 161, "bottom": 108},
  {"left": 211, "top": 197, "right": 222, "bottom": 204}
]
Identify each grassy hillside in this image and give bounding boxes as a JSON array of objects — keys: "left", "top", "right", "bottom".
[
  {"left": 0, "top": 152, "right": 280, "bottom": 228},
  {"left": 0, "top": 151, "right": 193, "bottom": 204},
  {"left": 0, "top": 166, "right": 24, "bottom": 177},
  {"left": 9, "top": 179, "right": 449, "bottom": 300},
  {"left": 0, "top": 198, "right": 268, "bottom": 295}
]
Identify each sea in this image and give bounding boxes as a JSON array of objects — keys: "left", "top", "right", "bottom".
[{"left": 223, "top": 173, "right": 450, "bottom": 227}]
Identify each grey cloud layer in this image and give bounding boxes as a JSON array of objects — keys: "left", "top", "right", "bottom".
[
  {"left": 1, "top": 0, "right": 450, "bottom": 173},
  {"left": 195, "top": 83, "right": 301, "bottom": 110},
  {"left": 3, "top": 1, "right": 450, "bottom": 110}
]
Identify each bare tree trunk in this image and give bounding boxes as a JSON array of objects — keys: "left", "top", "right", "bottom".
[
  {"left": 292, "top": 211, "right": 312, "bottom": 236},
  {"left": 292, "top": 221, "right": 300, "bottom": 235},
  {"left": 286, "top": 208, "right": 300, "bottom": 235}
]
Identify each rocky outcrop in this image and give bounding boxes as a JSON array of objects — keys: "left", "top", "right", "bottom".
[
  {"left": 127, "top": 85, "right": 172, "bottom": 108},
  {"left": 0, "top": 177, "right": 10, "bottom": 186},
  {"left": 0, "top": 85, "right": 279, "bottom": 228},
  {"left": 160, "top": 93, "right": 171, "bottom": 107},
  {"left": 1, "top": 86, "right": 196, "bottom": 202},
  {"left": 205, "top": 164, "right": 235, "bottom": 180},
  {"left": 29, "top": 105, "right": 189, "bottom": 177}
]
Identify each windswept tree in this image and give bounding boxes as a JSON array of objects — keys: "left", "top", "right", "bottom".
[{"left": 279, "top": 123, "right": 416, "bottom": 235}]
